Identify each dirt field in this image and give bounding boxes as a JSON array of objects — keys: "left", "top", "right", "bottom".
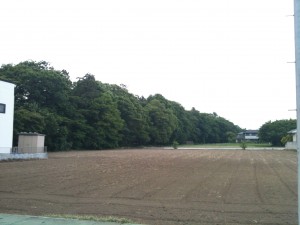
[{"left": 0, "top": 149, "right": 297, "bottom": 225}]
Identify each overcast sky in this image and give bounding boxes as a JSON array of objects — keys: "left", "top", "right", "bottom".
[{"left": 0, "top": 0, "right": 296, "bottom": 129}]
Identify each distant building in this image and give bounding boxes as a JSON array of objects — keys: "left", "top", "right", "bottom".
[
  {"left": 0, "top": 80, "right": 15, "bottom": 153},
  {"left": 236, "top": 130, "right": 259, "bottom": 143}
]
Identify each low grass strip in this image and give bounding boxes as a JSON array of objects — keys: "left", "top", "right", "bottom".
[
  {"left": 46, "top": 214, "right": 140, "bottom": 224},
  {"left": 180, "top": 143, "right": 272, "bottom": 148}
]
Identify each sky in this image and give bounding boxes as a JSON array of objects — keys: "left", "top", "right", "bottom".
[{"left": 0, "top": 0, "right": 296, "bottom": 129}]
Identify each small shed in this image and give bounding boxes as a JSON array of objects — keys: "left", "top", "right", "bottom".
[
  {"left": 285, "top": 129, "right": 297, "bottom": 150},
  {"left": 18, "top": 132, "right": 46, "bottom": 153}
]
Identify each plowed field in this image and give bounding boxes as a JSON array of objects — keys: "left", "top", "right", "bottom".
[{"left": 0, "top": 149, "right": 297, "bottom": 225}]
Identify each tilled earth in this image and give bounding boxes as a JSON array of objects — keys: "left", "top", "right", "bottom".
[{"left": 0, "top": 149, "right": 297, "bottom": 225}]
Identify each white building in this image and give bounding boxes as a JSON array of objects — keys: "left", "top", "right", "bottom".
[
  {"left": 285, "top": 129, "right": 297, "bottom": 150},
  {"left": 0, "top": 80, "right": 15, "bottom": 153},
  {"left": 236, "top": 130, "right": 259, "bottom": 143}
]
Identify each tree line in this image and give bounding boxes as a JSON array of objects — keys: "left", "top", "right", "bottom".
[
  {"left": 258, "top": 119, "right": 296, "bottom": 146},
  {"left": 0, "top": 61, "right": 241, "bottom": 151}
]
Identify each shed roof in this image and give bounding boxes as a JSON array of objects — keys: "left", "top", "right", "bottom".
[{"left": 288, "top": 129, "right": 297, "bottom": 134}]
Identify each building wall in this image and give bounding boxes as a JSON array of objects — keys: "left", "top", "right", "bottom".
[
  {"left": 285, "top": 141, "right": 297, "bottom": 150},
  {"left": 244, "top": 135, "right": 259, "bottom": 140},
  {"left": 236, "top": 130, "right": 259, "bottom": 142},
  {"left": 0, "top": 81, "right": 15, "bottom": 153},
  {"left": 18, "top": 133, "right": 45, "bottom": 153}
]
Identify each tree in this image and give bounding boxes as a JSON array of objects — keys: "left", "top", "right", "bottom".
[
  {"left": 145, "top": 99, "right": 178, "bottom": 145},
  {"left": 259, "top": 119, "right": 296, "bottom": 146},
  {"left": 0, "top": 61, "right": 72, "bottom": 150},
  {"left": 70, "top": 75, "right": 124, "bottom": 149},
  {"left": 166, "top": 101, "right": 191, "bottom": 144},
  {"left": 186, "top": 108, "right": 205, "bottom": 144},
  {"left": 107, "top": 84, "right": 150, "bottom": 146},
  {"left": 13, "top": 108, "right": 45, "bottom": 144},
  {"left": 0, "top": 60, "right": 243, "bottom": 150},
  {"left": 281, "top": 134, "right": 293, "bottom": 146},
  {"left": 226, "top": 131, "right": 237, "bottom": 143},
  {"left": 0, "top": 61, "right": 72, "bottom": 112}
]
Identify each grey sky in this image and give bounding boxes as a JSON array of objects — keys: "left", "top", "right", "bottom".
[{"left": 0, "top": 0, "right": 296, "bottom": 129}]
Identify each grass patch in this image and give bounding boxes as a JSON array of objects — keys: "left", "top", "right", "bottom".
[
  {"left": 46, "top": 214, "right": 140, "bottom": 224},
  {"left": 180, "top": 143, "right": 272, "bottom": 148}
]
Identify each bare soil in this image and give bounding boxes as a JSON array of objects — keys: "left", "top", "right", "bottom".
[{"left": 0, "top": 149, "right": 297, "bottom": 225}]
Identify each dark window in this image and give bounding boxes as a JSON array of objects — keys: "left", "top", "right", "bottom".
[{"left": 0, "top": 103, "right": 6, "bottom": 113}]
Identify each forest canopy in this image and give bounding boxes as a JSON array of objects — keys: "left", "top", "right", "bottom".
[
  {"left": 0, "top": 61, "right": 241, "bottom": 151},
  {"left": 258, "top": 119, "right": 296, "bottom": 146}
]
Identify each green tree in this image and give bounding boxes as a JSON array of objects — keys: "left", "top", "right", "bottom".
[
  {"left": 13, "top": 108, "right": 45, "bottom": 143},
  {"left": 107, "top": 84, "right": 150, "bottom": 146},
  {"left": 70, "top": 75, "right": 124, "bottom": 149},
  {"left": 167, "top": 101, "right": 191, "bottom": 144},
  {"left": 0, "top": 60, "right": 243, "bottom": 150},
  {"left": 145, "top": 99, "right": 178, "bottom": 145},
  {"left": 185, "top": 109, "right": 240, "bottom": 144},
  {"left": 259, "top": 119, "right": 296, "bottom": 146},
  {"left": 186, "top": 108, "right": 205, "bottom": 143},
  {"left": 226, "top": 131, "right": 237, "bottom": 143},
  {"left": 0, "top": 61, "right": 72, "bottom": 112},
  {"left": 0, "top": 61, "right": 72, "bottom": 150},
  {"left": 281, "top": 134, "right": 293, "bottom": 146}
]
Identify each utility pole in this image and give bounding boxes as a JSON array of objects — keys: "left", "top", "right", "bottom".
[{"left": 294, "top": 0, "right": 300, "bottom": 224}]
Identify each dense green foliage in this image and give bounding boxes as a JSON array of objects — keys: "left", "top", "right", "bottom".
[
  {"left": 281, "top": 134, "right": 293, "bottom": 146},
  {"left": 258, "top": 119, "right": 296, "bottom": 146},
  {"left": 0, "top": 61, "right": 241, "bottom": 151}
]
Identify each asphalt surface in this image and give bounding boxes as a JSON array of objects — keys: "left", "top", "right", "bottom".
[{"left": 0, "top": 214, "right": 142, "bottom": 225}]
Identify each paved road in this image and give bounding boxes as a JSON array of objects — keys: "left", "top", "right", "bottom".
[{"left": 0, "top": 214, "right": 142, "bottom": 225}]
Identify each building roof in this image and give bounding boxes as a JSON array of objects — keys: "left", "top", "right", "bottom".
[
  {"left": 0, "top": 80, "right": 15, "bottom": 87},
  {"left": 288, "top": 129, "right": 297, "bottom": 134},
  {"left": 238, "top": 130, "right": 258, "bottom": 134},
  {"left": 244, "top": 130, "right": 258, "bottom": 133}
]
